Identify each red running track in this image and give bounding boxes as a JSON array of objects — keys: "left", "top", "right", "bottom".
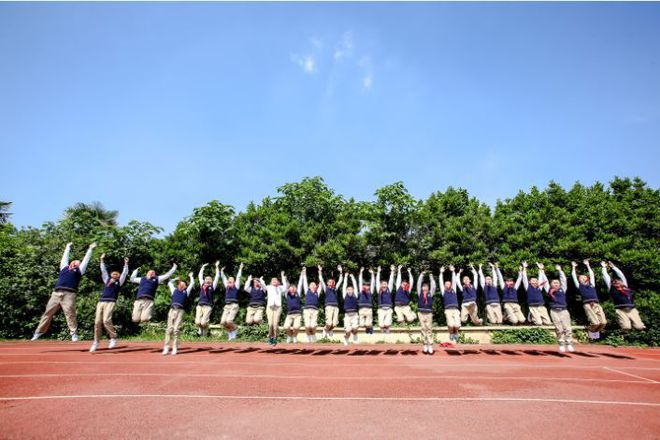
[{"left": 0, "top": 341, "right": 659, "bottom": 439}]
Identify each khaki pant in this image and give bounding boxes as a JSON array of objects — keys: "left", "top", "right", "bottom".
[
  {"left": 615, "top": 307, "right": 646, "bottom": 331},
  {"left": 324, "top": 305, "right": 340, "bottom": 330},
  {"left": 444, "top": 308, "right": 461, "bottom": 332},
  {"left": 245, "top": 305, "right": 264, "bottom": 325},
  {"left": 485, "top": 303, "right": 503, "bottom": 325},
  {"left": 418, "top": 312, "right": 433, "bottom": 345},
  {"left": 94, "top": 301, "right": 117, "bottom": 341},
  {"left": 461, "top": 302, "right": 482, "bottom": 325},
  {"left": 378, "top": 308, "right": 393, "bottom": 329},
  {"left": 132, "top": 298, "right": 154, "bottom": 323},
  {"left": 528, "top": 305, "right": 552, "bottom": 325},
  {"left": 36, "top": 290, "right": 78, "bottom": 335},
  {"left": 583, "top": 302, "right": 607, "bottom": 332},
  {"left": 395, "top": 305, "right": 416, "bottom": 323},
  {"left": 303, "top": 308, "right": 319, "bottom": 334},
  {"left": 284, "top": 313, "right": 302, "bottom": 336},
  {"left": 503, "top": 303, "right": 525, "bottom": 324},
  {"left": 266, "top": 306, "right": 282, "bottom": 338},
  {"left": 359, "top": 308, "right": 373, "bottom": 329},
  {"left": 195, "top": 305, "right": 213, "bottom": 328},
  {"left": 344, "top": 312, "right": 359, "bottom": 335},
  {"left": 550, "top": 309, "right": 573, "bottom": 346},
  {"left": 164, "top": 308, "right": 184, "bottom": 348},
  {"left": 220, "top": 303, "right": 240, "bottom": 331}
]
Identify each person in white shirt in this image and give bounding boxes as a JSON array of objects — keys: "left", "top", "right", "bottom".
[{"left": 264, "top": 272, "right": 287, "bottom": 346}]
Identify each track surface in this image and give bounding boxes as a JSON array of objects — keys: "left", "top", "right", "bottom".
[{"left": 1, "top": 341, "right": 659, "bottom": 439}]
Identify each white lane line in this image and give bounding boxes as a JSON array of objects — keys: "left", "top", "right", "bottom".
[
  {"left": 604, "top": 367, "right": 659, "bottom": 383},
  {"left": 0, "top": 394, "right": 658, "bottom": 407}
]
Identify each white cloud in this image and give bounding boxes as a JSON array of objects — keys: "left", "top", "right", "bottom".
[
  {"left": 290, "top": 53, "right": 316, "bottom": 74},
  {"left": 333, "top": 31, "right": 354, "bottom": 61},
  {"left": 362, "top": 74, "right": 373, "bottom": 90}
]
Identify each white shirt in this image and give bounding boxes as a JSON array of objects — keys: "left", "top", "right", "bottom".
[{"left": 266, "top": 284, "right": 286, "bottom": 307}]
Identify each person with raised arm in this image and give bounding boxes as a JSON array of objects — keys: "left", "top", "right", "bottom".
[
  {"left": 522, "top": 261, "right": 552, "bottom": 325},
  {"left": 541, "top": 265, "right": 574, "bottom": 352},
  {"left": 32, "top": 242, "right": 97, "bottom": 342},
  {"left": 162, "top": 273, "right": 195, "bottom": 356},
  {"left": 601, "top": 261, "right": 646, "bottom": 331},
  {"left": 496, "top": 263, "right": 525, "bottom": 325},
  {"left": 440, "top": 266, "right": 461, "bottom": 342},
  {"left": 195, "top": 261, "right": 220, "bottom": 337},
  {"left": 342, "top": 272, "right": 360, "bottom": 345},
  {"left": 456, "top": 263, "right": 483, "bottom": 325},
  {"left": 480, "top": 263, "right": 502, "bottom": 325},
  {"left": 129, "top": 262, "right": 177, "bottom": 323},
  {"left": 283, "top": 268, "right": 305, "bottom": 344},
  {"left": 264, "top": 272, "right": 287, "bottom": 345},
  {"left": 571, "top": 260, "right": 606, "bottom": 340},
  {"left": 89, "top": 253, "right": 129, "bottom": 352},
  {"left": 394, "top": 265, "right": 416, "bottom": 324},
  {"left": 220, "top": 263, "right": 243, "bottom": 340},
  {"left": 319, "top": 265, "right": 343, "bottom": 339},
  {"left": 417, "top": 271, "right": 437, "bottom": 354},
  {"left": 301, "top": 267, "right": 323, "bottom": 343},
  {"left": 244, "top": 274, "right": 267, "bottom": 327},
  {"left": 375, "top": 265, "right": 396, "bottom": 336},
  {"left": 358, "top": 267, "right": 376, "bottom": 335}
]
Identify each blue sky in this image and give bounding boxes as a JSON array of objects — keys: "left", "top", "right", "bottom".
[{"left": 1, "top": 2, "right": 659, "bottom": 233}]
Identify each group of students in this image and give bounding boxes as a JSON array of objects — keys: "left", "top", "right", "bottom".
[{"left": 31, "top": 243, "right": 646, "bottom": 356}]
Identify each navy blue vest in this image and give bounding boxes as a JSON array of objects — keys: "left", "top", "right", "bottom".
[
  {"left": 358, "top": 290, "right": 372, "bottom": 309},
  {"left": 225, "top": 286, "right": 239, "bottom": 304},
  {"left": 55, "top": 267, "right": 82, "bottom": 292},
  {"left": 461, "top": 285, "right": 477, "bottom": 303},
  {"left": 547, "top": 288, "right": 567, "bottom": 310},
  {"left": 249, "top": 287, "right": 266, "bottom": 306},
  {"left": 100, "top": 279, "right": 122, "bottom": 302},
  {"left": 502, "top": 286, "right": 519, "bottom": 303},
  {"left": 199, "top": 284, "right": 214, "bottom": 306},
  {"left": 578, "top": 284, "right": 599, "bottom": 304},
  {"left": 171, "top": 288, "right": 188, "bottom": 308},
  {"left": 344, "top": 294, "right": 358, "bottom": 312},
  {"left": 526, "top": 286, "right": 545, "bottom": 306},
  {"left": 378, "top": 288, "right": 393, "bottom": 308},
  {"left": 286, "top": 293, "right": 302, "bottom": 314},
  {"left": 394, "top": 287, "right": 411, "bottom": 306},
  {"left": 443, "top": 290, "right": 459, "bottom": 309},
  {"left": 418, "top": 291, "right": 433, "bottom": 312},
  {"left": 483, "top": 285, "right": 500, "bottom": 304},
  {"left": 137, "top": 277, "right": 159, "bottom": 299},
  {"left": 609, "top": 286, "right": 635, "bottom": 309},
  {"left": 305, "top": 290, "right": 320, "bottom": 309},
  {"left": 324, "top": 287, "right": 339, "bottom": 306}
]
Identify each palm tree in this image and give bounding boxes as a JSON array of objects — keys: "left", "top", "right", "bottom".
[
  {"left": 64, "top": 201, "right": 118, "bottom": 227},
  {"left": 0, "top": 201, "right": 12, "bottom": 224}
]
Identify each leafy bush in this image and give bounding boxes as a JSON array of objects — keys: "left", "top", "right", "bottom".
[{"left": 491, "top": 328, "right": 557, "bottom": 344}]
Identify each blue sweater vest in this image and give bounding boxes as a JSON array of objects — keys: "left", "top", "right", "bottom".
[
  {"left": 461, "top": 285, "right": 477, "bottom": 303},
  {"left": 171, "top": 289, "right": 188, "bottom": 308},
  {"left": 249, "top": 287, "right": 266, "bottom": 306},
  {"left": 358, "top": 290, "right": 372, "bottom": 309},
  {"left": 395, "top": 287, "right": 411, "bottom": 306},
  {"left": 225, "top": 286, "right": 239, "bottom": 304},
  {"left": 286, "top": 293, "right": 302, "bottom": 314},
  {"left": 483, "top": 285, "right": 500, "bottom": 304},
  {"left": 418, "top": 292, "right": 434, "bottom": 313},
  {"left": 547, "top": 288, "right": 567, "bottom": 310},
  {"left": 526, "top": 286, "right": 545, "bottom": 306},
  {"left": 609, "top": 286, "right": 635, "bottom": 309},
  {"left": 100, "top": 280, "right": 122, "bottom": 302},
  {"left": 443, "top": 290, "right": 459, "bottom": 309},
  {"left": 137, "top": 277, "right": 159, "bottom": 300},
  {"left": 578, "top": 284, "right": 599, "bottom": 304},
  {"left": 199, "top": 284, "right": 214, "bottom": 306},
  {"left": 378, "top": 289, "right": 393, "bottom": 309},
  {"left": 54, "top": 267, "right": 82, "bottom": 292},
  {"left": 344, "top": 294, "right": 358, "bottom": 313},
  {"left": 305, "top": 290, "right": 320, "bottom": 309},
  {"left": 502, "top": 287, "right": 519, "bottom": 303},
  {"left": 324, "top": 287, "right": 339, "bottom": 306}
]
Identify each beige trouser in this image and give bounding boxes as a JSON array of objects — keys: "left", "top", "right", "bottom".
[
  {"left": 550, "top": 309, "right": 573, "bottom": 346},
  {"left": 485, "top": 303, "right": 503, "bottom": 324},
  {"left": 194, "top": 305, "right": 213, "bottom": 328},
  {"left": 324, "top": 305, "right": 340, "bottom": 330},
  {"left": 344, "top": 312, "right": 359, "bottom": 335},
  {"left": 461, "top": 302, "right": 482, "bottom": 325},
  {"left": 132, "top": 298, "right": 154, "bottom": 323},
  {"left": 94, "top": 301, "right": 117, "bottom": 341},
  {"left": 245, "top": 305, "right": 265, "bottom": 325},
  {"left": 503, "top": 303, "right": 525, "bottom": 324},
  {"left": 395, "top": 305, "right": 416, "bottom": 323},
  {"left": 284, "top": 313, "right": 302, "bottom": 336},
  {"left": 36, "top": 290, "right": 78, "bottom": 335},
  {"left": 615, "top": 307, "right": 646, "bottom": 331},
  {"left": 359, "top": 308, "right": 373, "bottom": 328},
  {"left": 220, "top": 303, "right": 240, "bottom": 330},
  {"left": 528, "top": 305, "right": 552, "bottom": 325},
  {"left": 378, "top": 308, "right": 393, "bottom": 329},
  {"left": 444, "top": 308, "right": 461, "bottom": 332},
  {"left": 164, "top": 308, "right": 184, "bottom": 348},
  {"left": 583, "top": 302, "right": 607, "bottom": 332},
  {"left": 303, "top": 308, "right": 319, "bottom": 334},
  {"left": 418, "top": 312, "right": 433, "bottom": 345},
  {"left": 266, "top": 306, "right": 282, "bottom": 338}
]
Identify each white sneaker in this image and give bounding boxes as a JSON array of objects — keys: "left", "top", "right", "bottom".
[
  {"left": 89, "top": 342, "right": 98, "bottom": 353},
  {"left": 422, "top": 345, "right": 428, "bottom": 353},
  {"left": 328, "top": 331, "right": 334, "bottom": 338},
  {"left": 322, "top": 329, "right": 328, "bottom": 339},
  {"left": 71, "top": 333, "right": 79, "bottom": 342},
  {"left": 228, "top": 331, "right": 235, "bottom": 341},
  {"left": 31, "top": 333, "right": 43, "bottom": 341},
  {"left": 171, "top": 346, "right": 178, "bottom": 356},
  {"left": 594, "top": 332, "right": 601, "bottom": 339},
  {"left": 197, "top": 328, "right": 202, "bottom": 336},
  {"left": 343, "top": 336, "right": 349, "bottom": 346},
  {"left": 352, "top": 334, "right": 358, "bottom": 343},
  {"left": 567, "top": 344, "right": 575, "bottom": 353},
  {"left": 559, "top": 345, "right": 566, "bottom": 353},
  {"left": 108, "top": 338, "right": 117, "bottom": 349},
  {"left": 286, "top": 336, "right": 292, "bottom": 344},
  {"left": 162, "top": 346, "right": 169, "bottom": 355},
  {"left": 293, "top": 337, "right": 298, "bottom": 344},
  {"left": 312, "top": 335, "right": 317, "bottom": 343},
  {"left": 428, "top": 345, "right": 434, "bottom": 354}
]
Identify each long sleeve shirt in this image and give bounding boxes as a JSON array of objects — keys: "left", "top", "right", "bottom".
[
  {"left": 358, "top": 271, "right": 375, "bottom": 294},
  {"left": 101, "top": 261, "right": 129, "bottom": 286},
  {"left": 602, "top": 265, "right": 628, "bottom": 289},
  {"left": 343, "top": 274, "right": 358, "bottom": 298},
  {"left": 167, "top": 274, "right": 195, "bottom": 295},
  {"left": 416, "top": 273, "right": 436, "bottom": 296},
  {"left": 318, "top": 271, "right": 343, "bottom": 294},
  {"left": 572, "top": 265, "right": 595, "bottom": 288},
  {"left": 129, "top": 264, "right": 178, "bottom": 284},
  {"left": 221, "top": 266, "right": 243, "bottom": 290},
  {"left": 375, "top": 268, "right": 395, "bottom": 292},
  {"left": 198, "top": 266, "right": 220, "bottom": 290},
  {"left": 496, "top": 267, "right": 522, "bottom": 290},
  {"left": 61, "top": 244, "right": 94, "bottom": 275},
  {"left": 265, "top": 279, "right": 287, "bottom": 307}
]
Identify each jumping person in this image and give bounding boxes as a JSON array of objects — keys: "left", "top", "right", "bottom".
[
  {"left": 375, "top": 265, "right": 395, "bottom": 336},
  {"left": 220, "top": 263, "right": 243, "bottom": 340},
  {"left": 522, "top": 261, "right": 552, "bottom": 325},
  {"left": 601, "top": 261, "right": 646, "bottom": 331},
  {"left": 130, "top": 263, "right": 177, "bottom": 323},
  {"left": 480, "top": 263, "right": 502, "bottom": 325},
  {"left": 89, "top": 254, "right": 129, "bottom": 352},
  {"left": 301, "top": 267, "right": 322, "bottom": 343},
  {"left": 264, "top": 272, "right": 287, "bottom": 345},
  {"left": 342, "top": 272, "right": 360, "bottom": 345},
  {"left": 319, "top": 265, "right": 343, "bottom": 339},
  {"left": 457, "top": 264, "right": 483, "bottom": 325},
  {"left": 196, "top": 262, "right": 220, "bottom": 337},
  {"left": 283, "top": 268, "right": 305, "bottom": 344},
  {"left": 496, "top": 264, "right": 526, "bottom": 325},
  {"left": 440, "top": 266, "right": 461, "bottom": 342},
  {"left": 163, "top": 273, "right": 195, "bottom": 356},
  {"left": 571, "top": 260, "right": 606, "bottom": 340},
  {"left": 417, "top": 271, "right": 437, "bottom": 354},
  {"left": 358, "top": 267, "right": 375, "bottom": 335},
  {"left": 541, "top": 265, "right": 574, "bottom": 352},
  {"left": 244, "top": 275, "right": 267, "bottom": 326},
  {"left": 32, "top": 242, "right": 97, "bottom": 341},
  {"left": 394, "top": 265, "right": 416, "bottom": 324}
]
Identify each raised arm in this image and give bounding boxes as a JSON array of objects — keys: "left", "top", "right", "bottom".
[
  {"left": 342, "top": 273, "right": 349, "bottom": 298},
  {"left": 610, "top": 263, "right": 628, "bottom": 287},
  {"left": 186, "top": 272, "right": 195, "bottom": 295},
  {"left": 514, "top": 268, "right": 522, "bottom": 290},
  {"left": 408, "top": 268, "right": 415, "bottom": 291},
  {"left": 244, "top": 275, "right": 253, "bottom": 293},
  {"left": 478, "top": 265, "right": 486, "bottom": 289},
  {"left": 167, "top": 278, "right": 178, "bottom": 294},
  {"left": 369, "top": 269, "right": 375, "bottom": 293},
  {"left": 78, "top": 243, "right": 96, "bottom": 274},
  {"left": 600, "top": 263, "right": 612, "bottom": 289},
  {"left": 100, "top": 255, "right": 109, "bottom": 284},
  {"left": 281, "top": 272, "right": 289, "bottom": 294},
  {"left": 586, "top": 261, "right": 595, "bottom": 288},
  {"left": 235, "top": 263, "right": 244, "bottom": 290},
  {"left": 556, "top": 265, "right": 568, "bottom": 291},
  {"left": 452, "top": 269, "right": 459, "bottom": 291},
  {"left": 396, "top": 265, "right": 402, "bottom": 290},
  {"left": 430, "top": 272, "right": 437, "bottom": 295},
  {"left": 158, "top": 264, "right": 178, "bottom": 283},
  {"left": 213, "top": 262, "right": 220, "bottom": 290},
  {"left": 198, "top": 264, "right": 208, "bottom": 288},
  {"left": 439, "top": 268, "right": 445, "bottom": 292},
  {"left": 490, "top": 263, "right": 498, "bottom": 287},
  {"left": 538, "top": 268, "right": 549, "bottom": 292},
  {"left": 298, "top": 269, "right": 306, "bottom": 294},
  {"left": 318, "top": 266, "right": 325, "bottom": 293},
  {"left": 471, "top": 265, "right": 478, "bottom": 287},
  {"left": 496, "top": 265, "right": 505, "bottom": 290},
  {"left": 522, "top": 262, "right": 529, "bottom": 289},
  {"left": 388, "top": 265, "right": 395, "bottom": 291},
  {"left": 130, "top": 269, "right": 141, "bottom": 284},
  {"left": 417, "top": 271, "right": 424, "bottom": 293},
  {"left": 376, "top": 267, "right": 381, "bottom": 289},
  {"left": 571, "top": 262, "right": 580, "bottom": 288},
  {"left": 119, "top": 258, "right": 129, "bottom": 285},
  {"left": 60, "top": 243, "right": 72, "bottom": 270}
]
